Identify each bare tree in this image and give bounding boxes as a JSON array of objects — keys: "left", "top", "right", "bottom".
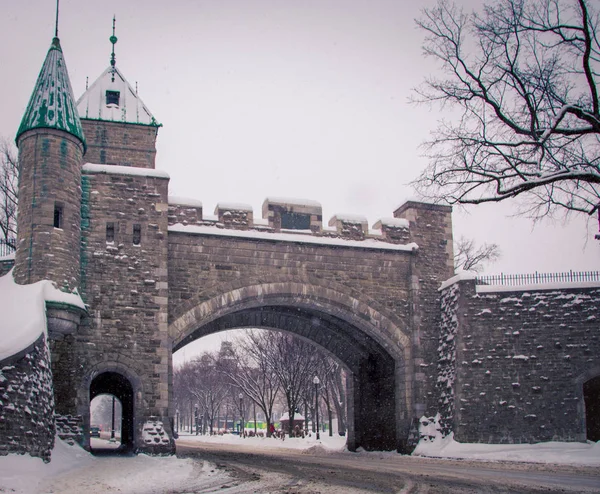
[
  {"left": 178, "top": 353, "right": 230, "bottom": 435},
  {"left": 260, "top": 332, "right": 318, "bottom": 438},
  {"left": 454, "top": 236, "right": 501, "bottom": 272},
  {"left": 226, "top": 331, "right": 280, "bottom": 437},
  {"left": 0, "top": 139, "right": 18, "bottom": 244},
  {"left": 412, "top": 0, "right": 600, "bottom": 224}
]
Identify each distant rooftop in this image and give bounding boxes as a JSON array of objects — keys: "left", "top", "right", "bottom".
[{"left": 77, "top": 65, "right": 160, "bottom": 126}]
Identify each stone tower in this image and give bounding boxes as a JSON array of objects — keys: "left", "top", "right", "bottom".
[
  {"left": 71, "top": 26, "right": 172, "bottom": 453},
  {"left": 14, "top": 37, "right": 86, "bottom": 293}
]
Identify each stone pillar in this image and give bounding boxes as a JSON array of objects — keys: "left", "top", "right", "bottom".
[{"left": 394, "top": 201, "right": 454, "bottom": 418}]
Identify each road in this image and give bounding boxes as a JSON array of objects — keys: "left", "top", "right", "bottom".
[{"left": 176, "top": 439, "right": 600, "bottom": 493}]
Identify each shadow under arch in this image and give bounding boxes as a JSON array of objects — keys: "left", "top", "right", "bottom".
[
  {"left": 584, "top": 376, "right": 600, "bottom": 441},
  {"left": 170, "top": 282, "right": 414, "bottom": 452},
  {"left": 81, "top": 363, "right": 144, "bottom": 454}
]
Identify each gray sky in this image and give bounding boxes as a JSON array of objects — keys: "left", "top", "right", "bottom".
[{"left": 2, "top": 0, "right": 599, "bottom": 277}]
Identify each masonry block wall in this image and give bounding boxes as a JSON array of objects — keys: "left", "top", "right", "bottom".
[
  {"left": 81, "top": 120, "right": 159, "bottom": 169},
  {"left": 70, "top": 167, "right": 172, "bottom": 451},
  {"left": 167, "top": 233, "right": 414, "bottom": 340},
  {"left": 440, "top": 279, "right": 600, "bottom": 444},
  {"left": 14, "top": 130, "right": 84, "bottom": 292},
  {"left": 0, "top": 334, "right": 55, "bottom": 462},
  {"left": 393, "top": 202, "right": 454, "bottom": 419}
]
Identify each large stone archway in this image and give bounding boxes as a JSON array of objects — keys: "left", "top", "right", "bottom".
[{"left": 169, "top": 282, "right": 413, "bottom": 452}]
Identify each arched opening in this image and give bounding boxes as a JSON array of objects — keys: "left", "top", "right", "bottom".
[
  {"left": 90, "top": 372, "right": 134, "bottom": 453},
  {"left": 90, "top": 393, "right": 122, "bottom": 448},
  {"left": 584, "top": 375, "right": 600, "bottom": 441},
  {"left": 173, "top": 303, "right": 404, "bottom": 451},
  {"left": 173, "top": 328, "right": 350, "bottom": 442}
]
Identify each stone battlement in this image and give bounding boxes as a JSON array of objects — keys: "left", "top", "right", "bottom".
[{"left": 168, "top": 196, "right": 425, "bottom": 245}]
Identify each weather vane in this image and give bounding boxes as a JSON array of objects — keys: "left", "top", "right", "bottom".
[{"left": 110, "top": 15, "right": 118, "bottom": 82}]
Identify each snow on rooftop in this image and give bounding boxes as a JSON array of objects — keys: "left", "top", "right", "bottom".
[
  {"left": 169, "top": 223, "right": 418, "bottom": 252},
  {"left": 439, "top": 271, "right": 477, "bottom": 291},
  {"left": 278, "top": 412, "right": 305, "bottom": 421},
  {"left": 264, "top": 197, "right": 322, "bottom": 208},
  {"left": 169, "top": 196, "right": 203, "bottom": 208},
  {"left": 373, "top": 217, "right": 409, "bottom": 229},
  {"left": 329, "top": 214, "right": 368, "bottom": 225},
  {"left": 476, "top": 280, "right": 600, "bottom": 293},
  {"left": 398, "top": 197, "right": 446, "bottom": 208},
  {"left": 214, "top": 202, "right": 253, "bottom": 212},
  {"left": 77, "top": 66, "right": 159, "bottom": 126},
  {"left": 0, "top": 271, "right": 85, "bottom": 361},
  {"left": 83, "top": 163, "right": 169, "bottom": 179}
]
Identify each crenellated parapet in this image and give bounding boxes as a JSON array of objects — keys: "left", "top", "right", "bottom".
[{"left": 167, "top": 196, "right": 425, "bottom": 247}]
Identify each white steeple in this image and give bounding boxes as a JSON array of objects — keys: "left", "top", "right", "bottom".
[
  {"left": 76, "top": 66, "right": 159, "bottom": 126},
  {"left": 76, "top": 17, "right": 159, "bottom": 127}
]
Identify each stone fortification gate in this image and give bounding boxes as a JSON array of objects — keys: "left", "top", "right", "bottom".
[
  {"left": 165, "top": 199, "right": 454, "bottom": 451},
  {"left": 0, "top": 29, "right": 455, "bottom": 455},
  {"left": 1, "top": 31, "right": 598, "bottom": 460}
]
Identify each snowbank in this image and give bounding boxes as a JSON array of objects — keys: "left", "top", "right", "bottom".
[
  {"left": 0, "top": 270, "right": 85, "bottom": 361},
  {"left": 414, "top": 433, "right": 600, "bottom": 466},
  {"left": 0, "top": 436, "right": 223, "bottom": 494}
]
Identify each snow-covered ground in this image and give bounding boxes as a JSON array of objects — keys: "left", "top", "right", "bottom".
[{"left": 1, "top": 433, "right": 599, "bottom": 493}]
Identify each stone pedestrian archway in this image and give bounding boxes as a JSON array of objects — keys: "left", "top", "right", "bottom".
[
  {"left": 89, "top": 372, "right": 135, "bottom": 452},
  {"left": 169, "top": 282, "right": 413, "bottom": 452}
]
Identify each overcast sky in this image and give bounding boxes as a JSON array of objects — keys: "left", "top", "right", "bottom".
[{"left": 2, "top": 0, "right": 599, "bottom": 282}]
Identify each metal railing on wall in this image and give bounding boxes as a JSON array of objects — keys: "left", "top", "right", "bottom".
[
  {"left": 0, "top": 238, "right": 16, "bottom": 257},
  {"left": 476, "top": 270, "right": 600, "bottom": 286}
]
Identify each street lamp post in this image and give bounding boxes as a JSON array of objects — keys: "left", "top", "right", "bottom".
[
  {"left": 239, "top": 393, "right": 244, "bottom": 438},
  {"left": 313, "top": 376, "right": 320, "bottom": 440},
  {"left": 176, "top": 409, "right": 179, "bottom": 434},
  {"left": 110, "top": 395, "right": 116, "bottom": 442},
  {"left": 194, "top": 404, "right": 199, "bottom": 435}
]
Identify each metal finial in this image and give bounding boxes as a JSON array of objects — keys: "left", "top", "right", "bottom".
[
  {"left": 110, "top": 15, "right": 118, "bottom": 82},
  {"left": 86, "top": 76, "right": 89, "bottom": 90},
  {"left": 55, "top": 0, "right": 60, "bottom": 38}
]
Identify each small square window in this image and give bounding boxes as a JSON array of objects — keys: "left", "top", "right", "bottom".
[
  {"left": 53, "top": 202, "right": 63, "bottom": 229},
  {"left": 106, "top": 222, "right": 115, "bottom": 243},
  {"left": 133, "top": 224, "right": 141, "bottom": 245},
  {"left": 106, "top": 90, "right": 120, "bottom": 106}
]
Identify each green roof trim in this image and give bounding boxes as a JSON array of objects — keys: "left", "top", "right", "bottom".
[{"left": 16, "top": 37, "right": 86, "bottom": 150}]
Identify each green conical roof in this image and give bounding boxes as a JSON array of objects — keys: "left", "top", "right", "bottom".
[{"left": 16, "top": 37, "right": 86, "bottom": 149}]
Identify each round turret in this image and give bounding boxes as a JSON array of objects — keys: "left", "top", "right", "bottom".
[{"left": 13, "top": 37, "right": 85, "bottom": 292}]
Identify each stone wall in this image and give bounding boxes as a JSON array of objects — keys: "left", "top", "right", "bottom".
[
  {"left": 167, "top": 231, "right": 414, "bottom": 340},
  {"left": 14, "top": 129, "right": 84, "bottom": 292},
  {"left": 394, "top": 202, "right": 455, "bottom": 419},
  {"left": 0, "top": 334, "right": 55, "bottom": 462},
  {"left": 439, "top": 278, "right": 600, "bottom": 444},
  {"left": 68, "top": 166, "right": 172, "bottom": 452},
  {"left": 81, "top": 120, "right": 159, "bottom": 169}
]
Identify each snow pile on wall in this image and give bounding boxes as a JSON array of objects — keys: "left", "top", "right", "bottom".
[
  {"left": 141, "top": 419, "right": 172, "bottom": 455},
  {"left": 0, "top": 334, "right": 55, "bottom": 461},
  {"left": 436, "top": 282, "right": 460, "bottom": 437},
  {"left": 0, "top": 270, "right": 85, "bottom": 461},
  {"left": 0, "top": 270, "right": 85, "bottom": 362}
]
